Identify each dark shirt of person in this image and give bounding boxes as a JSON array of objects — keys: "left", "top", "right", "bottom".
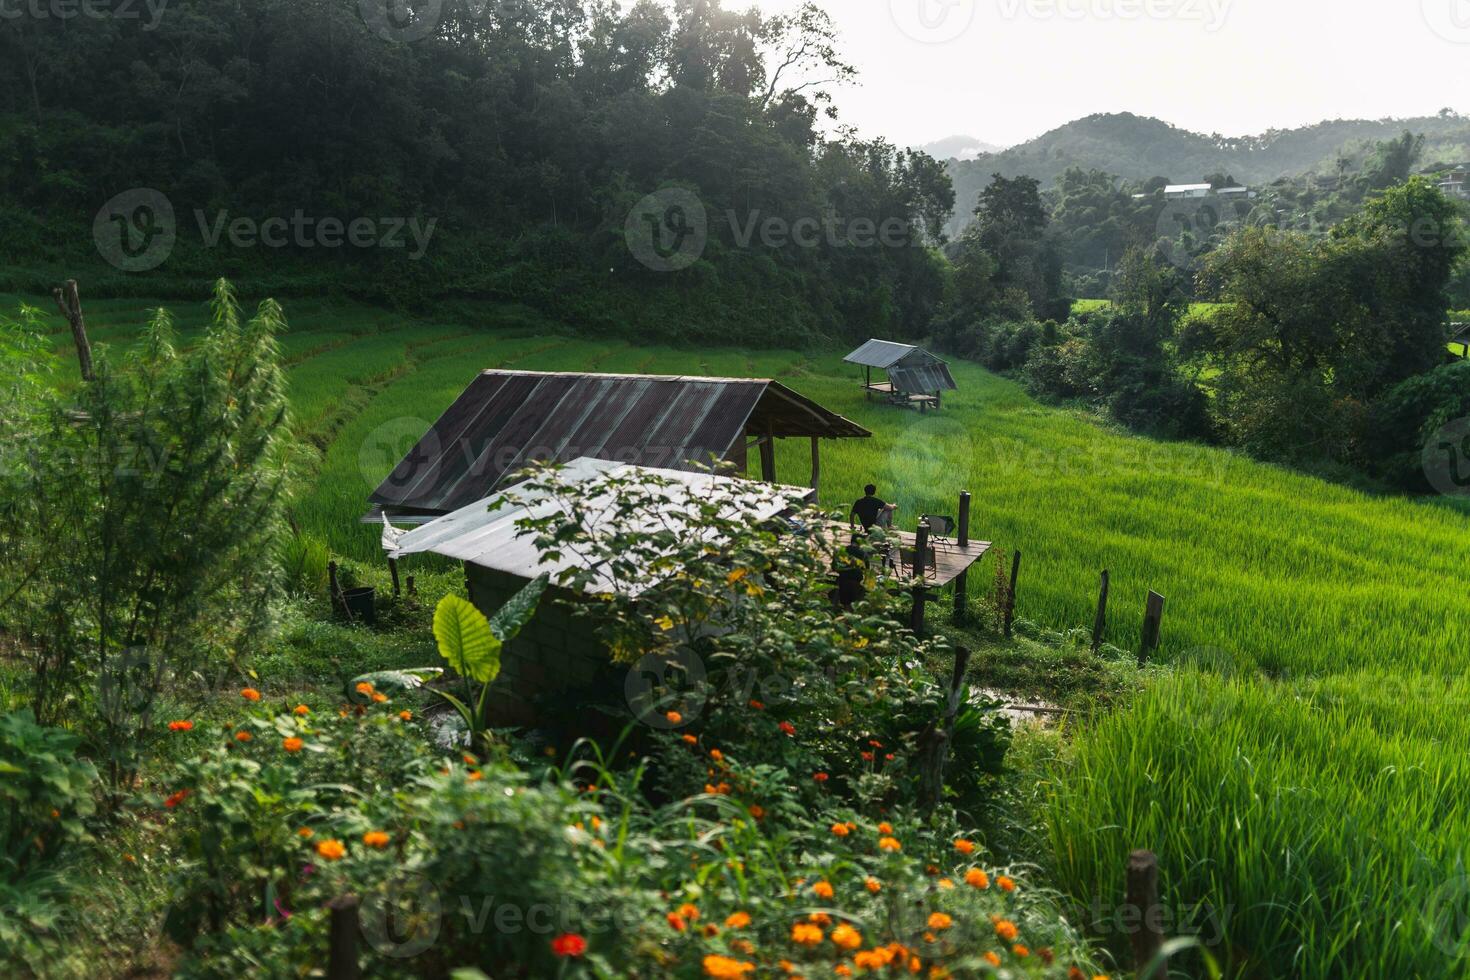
[{"left": 851, "top": 494, "right": 887, "bottom": 530}]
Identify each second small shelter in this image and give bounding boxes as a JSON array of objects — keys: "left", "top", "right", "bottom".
[{"left": 843, "top": 340, "right": 958, "bottom": 410}]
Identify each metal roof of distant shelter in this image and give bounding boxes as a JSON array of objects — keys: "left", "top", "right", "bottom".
[
  {"left": 844, "top": 339, "right": 926, "bottom": 369},
  {"left": 385, "top": 458, "right": 813, "bottom": 594},
  {"left": 844, "top": 340, "right": 958, "bottom": 393},
  {"left": 367, "top": 370, "right": 869, "bottom": 518}
]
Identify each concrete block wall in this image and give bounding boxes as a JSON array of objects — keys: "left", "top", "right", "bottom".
[{"left": 465, "top": 564, "right": 608, "bottom": 726}]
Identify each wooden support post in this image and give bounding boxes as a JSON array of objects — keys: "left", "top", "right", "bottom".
[
  {"left": 1004, "top": 549, "right": 1021, "bottom": 638},
  {"left": 1092, "top": 569, "right": 1110, "bottom": 654},
  {"left": 758, "top": 433, "right": 777, "bottom": 484},
  {"left": 53, "top": 279, "right": 94, "bottom": 382},
  {"left": 864, "top": 366, "right": 871, "bottom": 399},
  {"left": 1125, "top": 850, "right": 1166, "bottom": 979},
  {"left": 327, "top": 895, "right": 361, "bottom": 980},
  {"left": 388, "top": 557, "right": 401, "bottom": 600},
  {"left": 953, "top": 491, "right": 972, "bottom": 621},
  {"left": 1140, "top": 591, "right": 1166, "bottom": 665},
  {"left": 910, "top": 521, "right": 931, "bottom": 635},
  {"left": 809, "top": 436, "right": 821, "bottom": 493}
]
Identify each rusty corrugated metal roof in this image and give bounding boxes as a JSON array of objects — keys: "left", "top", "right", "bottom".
[{"left": 369, "top": 371, "right": 869, "bottom": 516}]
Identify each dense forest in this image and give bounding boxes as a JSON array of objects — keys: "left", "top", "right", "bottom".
[{"left": 0, "top": 0, "right": 952, "bottom": 346}]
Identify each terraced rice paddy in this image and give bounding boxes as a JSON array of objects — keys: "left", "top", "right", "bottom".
[{"left": 10, "top": 291, "right": 1470, "bottom": 976}]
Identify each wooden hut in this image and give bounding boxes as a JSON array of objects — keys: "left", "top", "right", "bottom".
[
  {"left": 364, "top": 370, "right": 870, "bottom": 524},
  {"left": 843, "top": 340, "right": 958, "bottom": 411}
]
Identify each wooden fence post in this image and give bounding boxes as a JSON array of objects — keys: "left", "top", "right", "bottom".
[
  {"left": 1140, "top": 591, "right": 1166, "bottom": 665},
  {"left": 53, "top": 279, "right": 94, "bottom": 382},
  {"left": 910, "top": 521, "right": 931, "bottom": 635},
  {"left": 1125, "top": 850, "right": 1166, "bottom": 979},
  {"left": 1003, "top": 549, "right": 1021, "bottom": 638},
  {"left": 953, "top": 492, "right": 972, "bottom": 622},
  {"left": 758, "top": 432, "right": 777, "bottom": 484},
  {"left": 327, "top": 894, "right": 361, "bottom": 980},
  {"left": 388, "top": 557, "right": 401, "bottom": 600},
  {"left": 1092, "top": 569, "right": 1110, "bottom": 654}
]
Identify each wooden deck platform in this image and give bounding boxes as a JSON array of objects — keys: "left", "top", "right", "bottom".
[{"left": 820, "top": 524, "right": 991, "bottom": 589}]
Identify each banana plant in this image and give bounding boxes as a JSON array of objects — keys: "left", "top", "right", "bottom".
[{"left": 356, "top": 575, "right": 548, "bottom": 747}]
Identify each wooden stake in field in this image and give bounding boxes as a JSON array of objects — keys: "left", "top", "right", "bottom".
[
  {"left": 1139, "top": 590, "right": 1166, "bottom": 665},
  {"left": 1092, "top": 569, "right": 1110, "bottom": 654},
  {"left": 1003, "top": 549, "right": 1021, "bottom": 638},
  {"left": 1125, "top": 850, "right": 1167, "bottom": 978},
  {"left": 53, "top": 279, "right": 94, "bottom": 382},
  {"left": 327, "top": 894, "right": 361, "bottom": 980},
  {"left": 953, "top": 491, "right": 972, "bottom": 622},
  {"left": 911, "top": 520, "right": 931, "bottom": 635}
]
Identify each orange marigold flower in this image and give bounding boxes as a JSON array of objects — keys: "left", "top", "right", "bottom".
[
  {"left": 666, "top": 710, "right": 683, "bottom": 725},
  {"left": 282, "top": 737, "right": 304, "bottom": 753},
  {"left": 293, "top": 704, "right": 310, "bottom": 716},
  {"left": 702, "top": 923, "right": 720, "bottom": 938},
  {"left": 927, "top": 913, "right": 953, "bottom": 931},
  {"left": 703, "top": 954, "right": 755, "bottom": 978},
  {"left": 167, "top": 720, "right": 193, "bottom": 732},
  {"left": 462, "top": 752, "right": 478, "bottom": 765},
  {"left": 316, "top": 839, "right": 346, "bottom": 860},
  {"left": 371, "top": 692, "right": 388, "bottom": 703},
  {"left": 997, "top": 875, "right": 1016, "bottom": 892},
  {"left": 778, "top": 721, "right": 796, "bottom": 736},
  {"left": 362, "top": 831, "right": 391, "bottom": 848},
  {"left": 835, "top": 966, "right": 852, "bottom": 977},
  {"left": 1013, "top": 945, "right": 1030, "bottom": 958},
  {"left": 682, "top": 734, "right": 699, "bottom": 745},
  {"left": 240, "top": 688, "right": 262, "bottom": 701},
  {"left": 467, "top": 770, "right": 484, "bottom": 781},
  {"left": 398, "top": 710, "right": 412, "bottom": 721},
  {"left": 831, "top": 823, "right": 850, "bottom": 837},
  {"left": 790, "top": 922, "right": 823, "bottom": 946},
  {"left": 909, "top": 956, "right": 922, "bottom": 973},
  {"left": 983, "top": 951, "right": 1001, "bottom": 967},
  {"left": 551, "top": 933, "right": 587, "bottom": 958},
  {"left": 937, "top": 878, "right": 955, "bottom": 890},
  {"left": 234, "top": 731, "right": 253, "bottom": 742},
  {"left": 878, "top": 836, "right": 902, "bottom": 852},
  {"left": 725, "top": 911, "right": 752, "bottom": 929},
  {"left": 808, "top": 912, "right": 832, "bottom": 926},
  {"left": 865, "top": 877, "right": 882, "bottom": 894},
  {"left": 877, "top": 822, "right": 894, "bottom": 835},
  {"left": 667, "top": 911, "right": 687, "bottom": 932},
  {"left": 730, "top": 938, "right": 755, "bottom": 955},
  {"left": 355, "top": 682, "right": 374, "bottom": 695},
  {"left": 678, "top": 903, "right": 700, "bottom": 922},
  {"left": 709, "top": 748, "right": 723, "bottom": 762},
  {"left": 954, "top": 839, "right": 975, "bottom": 855},
  {"left": 830, "top": 923, "right": 862, "bottom": 950},
  {"left": 297, "top": 827, "right": 314, "bottom": 838},
  {"left": 994, "top": 919, "right": 1019, "bottom": 942},
  {"left": 748, "top": 805, "right": 765, "bottom": 820},
  {"left": 811, "top": 881, "right": 834, "bottom": 899},
  {"left": 965, "top": 869, "right": 990, "bottom": 889}
]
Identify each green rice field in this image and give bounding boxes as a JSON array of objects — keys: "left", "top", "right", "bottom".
[{"left": 12, "top": 291, "right": 1470, "bottom": 976}]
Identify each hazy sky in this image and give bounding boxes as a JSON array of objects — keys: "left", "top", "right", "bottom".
[{"left": 742, "top": 0, "right": 1470, "bottom": 148}]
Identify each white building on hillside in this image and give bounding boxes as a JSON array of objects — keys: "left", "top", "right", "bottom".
[{"left": 1164, "top": 184, "right": 1212, "bottom": 199}]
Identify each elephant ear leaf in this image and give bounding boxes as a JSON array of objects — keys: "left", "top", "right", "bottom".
[
  {"left": 488, "top": 573, "right": 549, "bottom": 644},
  {"left": 434, "top": 596, "right": 501, "bottom": 683}
]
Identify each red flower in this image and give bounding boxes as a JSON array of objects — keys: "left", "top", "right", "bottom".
[
  {"left": 812, "top": 772, "right": 829, "bottom": 783},
  {"left": 164, "top": 789, "right": 190, "bottom": 809},
  {"left": 778, "top": 721, "right": 796, "bottom": 736},
  {"left": 550, "top": 933, "right": 587, "bottom": 958},
  {"left": 167, "top": 720, "right": 193, "bottom": 732},
  {"left": 861, "top": 751, "right": 875, "bottom": 762}
]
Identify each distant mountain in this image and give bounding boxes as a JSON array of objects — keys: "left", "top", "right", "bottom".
[
  {"left": 946, "top": 111, "right": 1470, "bottom": 220},
  {"left": 920, "top": 135, "right": 1004, "bottom": 161}
]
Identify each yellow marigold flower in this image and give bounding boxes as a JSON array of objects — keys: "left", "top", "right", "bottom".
[
  {"left": 953, "top": 838, "right": 975, "bottom": 855},
  {"left": 937, "top": 878, "right": 955, "bottom": 890},
  {"left": 355, "top": 682, "right": 374, "bottom": 695},
  {"left": 282, "top": 737, "right": 304, "bottom": 753},
  {"left": 997, "top": 875, "right": 1016, "bottom": 893},
  {"left": 362, "top": 831, "right": 391, "bottom": 848},
  {"left": 877, "top": 822, "right": 894, "bottom": 835},
  {"left": 725, "top": 911, "right": 752, "bottom": 929},
  {"left": 965, "top": 869, "right": 990, "bottom": 889},
  {"left": 791, "top": 922, "right": 823, "bottom": 946},
  {"left": 240, "top": 688, "right": 262, "bottom": 701},
  {"left": 865, "top": 877, "right": 881, "bottom": 894},
  {"left": 654, "top": 615, "right": 675, "bottom": 631},
  {"left": 702, "top": 954, "right": 755, "bottom": 978},
  {"left": 831, "top": 823, "right": 850, "bottom": 837},
  {"left": 293, "top": 704, "right": 310, "bottom": 716},
  {"left": 878, "top": 836, "right": 902, "bottom": 852},
  {"left": 812, "top": 880, "right": 834, "bottom": 899},
  {"left": 234, "top": 731, "right": 252, "bottom": 742},
  {"left": 830, "top": 923, "right": 862, "bottom": 950},
  {"left": 927, "top": 912, "right": 953, "bottom": 931},
  {"left": 994, "top": 919, "right": 1019, "bottom": 942},
  {"left": 726, "top": 568, "right": 749, "bottom": 584},
  {"left": 316, "top": 839, "right": 346, "bottom": 860}
]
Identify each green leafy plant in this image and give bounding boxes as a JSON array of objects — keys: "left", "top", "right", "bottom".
[{"left": 0, "top": 709, "right": 97, "bottom": 878}]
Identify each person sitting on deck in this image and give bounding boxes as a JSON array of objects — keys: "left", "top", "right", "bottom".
[{"left": 850, "top": 485, "right": 888, "bottom": 531}]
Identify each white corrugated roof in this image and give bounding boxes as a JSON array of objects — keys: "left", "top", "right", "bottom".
[
  {"left": 386, "top": 458, "right": 812, "bottom": 595},
  {"left": 1164, "top": 183, "right": 1212, "bottom": 193}
]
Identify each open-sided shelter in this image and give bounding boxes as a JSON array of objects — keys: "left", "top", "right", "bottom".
[
  {"left": 843, "top": 340, "right": 958, "bottom": 411},
  {"left": 364, "top": 370, "right": 870, "bottom": 524}
]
